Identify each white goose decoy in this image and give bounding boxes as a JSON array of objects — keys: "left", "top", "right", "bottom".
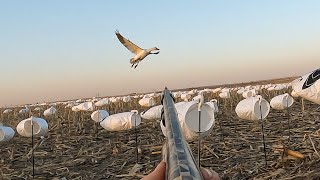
[{"left": 115, "top": 30, "right": 160, "bottom": 68}]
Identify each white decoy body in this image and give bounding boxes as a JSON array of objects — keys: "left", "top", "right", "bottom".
[{"left": 115, "top": 30, "right": 160, "bottom": 68}]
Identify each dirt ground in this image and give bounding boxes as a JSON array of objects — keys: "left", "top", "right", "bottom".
[{"left": 1, "top": 79, "right": 320, "bottom": 180}]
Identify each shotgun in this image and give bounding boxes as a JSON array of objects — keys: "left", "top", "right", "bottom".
[{"left": 161, "top": 87, "right": 204, "bottom": 180}]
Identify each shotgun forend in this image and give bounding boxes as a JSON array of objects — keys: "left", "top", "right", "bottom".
[{"left": 161, "top": 87, "right": 204, "bottom": 180}]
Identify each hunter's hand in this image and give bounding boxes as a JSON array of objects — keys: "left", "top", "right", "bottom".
[
  {"left": 141, "top": 161, "right": 166, "bottom": 180},
  {"left": 142, "top": 161, "right": 220, "bottom": 180}
]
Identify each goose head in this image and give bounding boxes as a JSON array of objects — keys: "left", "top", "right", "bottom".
[{"left": 148, "top": 47, "right": 160, "bottom": 54}]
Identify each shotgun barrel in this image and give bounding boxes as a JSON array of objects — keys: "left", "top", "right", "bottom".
[{"left": 161, "top": 87, "right": 204, "bottom": 180}]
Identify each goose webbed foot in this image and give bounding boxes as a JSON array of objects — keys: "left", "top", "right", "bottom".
[
  {"left": 134, "top": 64, "right": 138, "bottom": 69},
  {"left": 131, "top": 63, "right": 135, "bottom": 68}
]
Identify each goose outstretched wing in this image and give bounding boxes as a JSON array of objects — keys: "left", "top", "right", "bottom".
[{"left": 115, "top": 30, "right": 143, "bottom": 55}]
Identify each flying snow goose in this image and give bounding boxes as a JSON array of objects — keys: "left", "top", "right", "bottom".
[{"left": 115, "top": 30, "right": 160, "bottom": 68}]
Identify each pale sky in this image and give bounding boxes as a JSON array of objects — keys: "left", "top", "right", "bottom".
[{"left": 0, "top": 0, "right": 319, "bottom": 107}]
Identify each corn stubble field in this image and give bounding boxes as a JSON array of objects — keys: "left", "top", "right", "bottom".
[{"left": 1, "top": 77, "right": 320, "bottom": 180}]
